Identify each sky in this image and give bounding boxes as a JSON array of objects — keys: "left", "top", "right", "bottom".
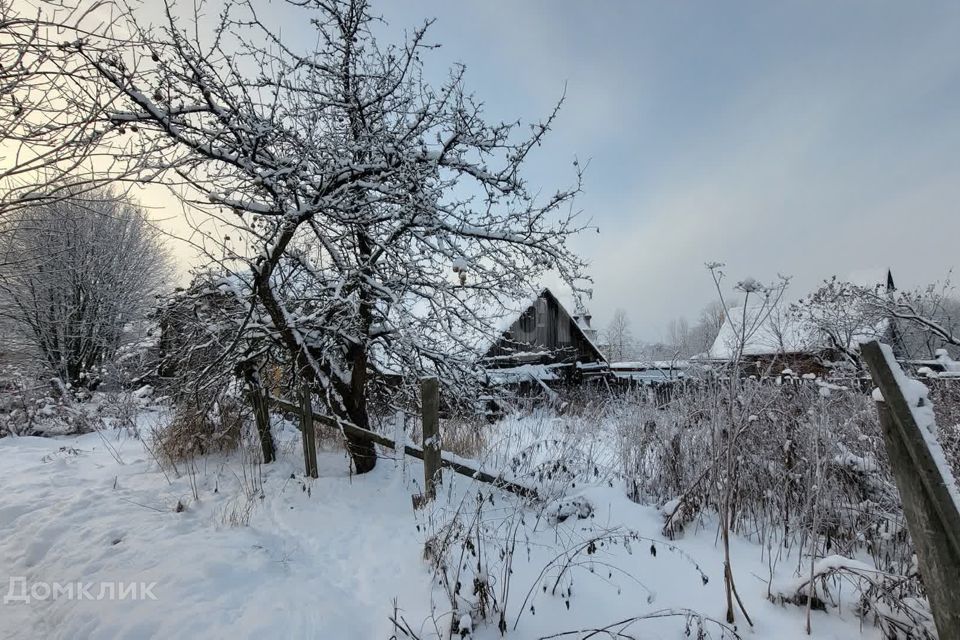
[{"left": 151, "top": 0, "right": 960, "bottom": 342}]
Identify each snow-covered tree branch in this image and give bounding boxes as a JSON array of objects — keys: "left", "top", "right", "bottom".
[{"left": 0, "top": 0, "right": 139, "bottom": 218}]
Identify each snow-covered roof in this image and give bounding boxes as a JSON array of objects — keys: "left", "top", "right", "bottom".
[
  {"left": 609, "top": 360, "right": 691, "bottom": 370},
  {"left": 486, "top": 363, "right": 562, "bottom": 385},
  {"left": 708, "top": 304, "right": 816, "bottom": 360},
  {"left": 909, "top": 349, "right": 960, "bottom": 376},
  {"left": 708, "top": 271, "right": 896, "bottom": 361},
  {"left": 481, "top": 287, "right": 607, "bottom": 364}
]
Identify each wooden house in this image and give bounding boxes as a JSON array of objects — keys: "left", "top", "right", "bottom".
[{"left": 482, "top": 288, "right": 606, "bottom": 373}]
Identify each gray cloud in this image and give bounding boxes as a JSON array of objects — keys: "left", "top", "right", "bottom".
[{"left": 372, "top": 1, "right": 960, "bottom": 339}]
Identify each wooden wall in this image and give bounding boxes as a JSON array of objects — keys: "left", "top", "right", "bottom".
[{"left": 484, "top": 290, "right": 604, "bottom": 366}]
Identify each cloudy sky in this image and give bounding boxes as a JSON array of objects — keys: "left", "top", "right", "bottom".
[{"left": 155, "top": 1, "right": 960, "bottom": 341}]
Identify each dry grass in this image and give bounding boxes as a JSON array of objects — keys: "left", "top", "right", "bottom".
[
  {"left": 153, "top": 395, "right": 245, "bottom": 470},
  {"left": 440, "top": 415, "right": 487, "bottom": 459}
]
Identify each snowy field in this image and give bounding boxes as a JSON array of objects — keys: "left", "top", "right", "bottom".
[{"left": 0, "top": 410, "right": 881, "bottom": 640}]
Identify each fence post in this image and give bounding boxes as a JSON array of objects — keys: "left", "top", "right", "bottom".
[
  {"left": 421, "top": 377, "right": 441, "bottom": 499},
  {"left": 861, "top": 340, "right": 960, "bottom": 638},
  {"left": 299, "top": 382, "right": 319, "bottom": 478}
]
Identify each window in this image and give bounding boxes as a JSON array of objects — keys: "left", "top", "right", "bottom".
[{"left": 536, "top": 297, "right": 547, "bottom": 328}]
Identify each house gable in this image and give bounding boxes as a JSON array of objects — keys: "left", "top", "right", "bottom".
[{"left": 483, "top": 288, "right": 606, "bottom": 367}]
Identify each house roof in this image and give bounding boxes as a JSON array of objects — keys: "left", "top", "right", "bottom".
[
  {"left": 707, "top": 270, "right": 898, "bottom": 361},
  {"left": 482, "top": 287, "right": 607, "bottom": 364},
  {"left": 610, "top": 360, "right": 691, "bottom": 370},
  {"left": 708, "top": 304, "right": 815, "bottom": 360}
]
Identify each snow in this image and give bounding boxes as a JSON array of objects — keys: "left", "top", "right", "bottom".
[
  {"left": 833, "top": 450, "right": 878, "bottom": 473},
  {"left": 660, "top": 497, "right": 682, "bottom": 518},
  {"left": 0, "top": 423, "right": 433, "bottom": 639},
  {"left": 457, "top": 613, "right": 473, "bottom": 636},
  {"left": 543, "top": 494, "right": 594, "bottom": 525},
  {"left": 609, "top": 360, "right": 690, "bottom": 370},
  {"left": 0, "top": 409, "right": 883, "bottom": 639},
  {"left": 132, "top": 385, "right": 153, "bottom": 399},
  {"left": 709, "top": 303, "right": 814, "bottom": 359},
  {"left": 709, "top": 300, "right": 885, "bottom": 361},
  {"left": 485, "top": 363, "right": 561, "bottom": 384},
  {"left": 736, "top": 277, "right": 765, "bottom": 293},
  {"left": 935, "top": 348, "right": 960, "bottom": 372},
  {"left": 708, "top": 269, "right": 893, "bottom": 361}
]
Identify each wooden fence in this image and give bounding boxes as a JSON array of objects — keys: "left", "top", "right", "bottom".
[
  {"left": 265, "top": 381, "right": 539, "bottom": 500},
  {"left": 862, "top": 340, "right": 960, "bottom": 638}
]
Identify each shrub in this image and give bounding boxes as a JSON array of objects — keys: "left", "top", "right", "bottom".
[{"left": 153, "top": 393, "right": 245, "bottom": 469}]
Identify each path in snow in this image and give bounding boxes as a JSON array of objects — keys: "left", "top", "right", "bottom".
[{"left": 0, "top": 427, "right": 430, "bottom": 640}]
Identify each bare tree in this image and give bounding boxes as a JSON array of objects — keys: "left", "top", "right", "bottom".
[
  {"left": 860, "top": 278, "right": 960, "bottom": 357},
  {"left": 0, "top": 189, "right": 172, "bottom": 388},
  {"left": 693, "top": 299, "right": 725, "bottom": 353},
  {"left": 603, "top": 308, "right": 634, "bottom": 362},
  {"left": 52, "top": 0, "right": 587, "bottom": 472},
  {"left": 792, "top": 277, "right": 887, "bottom": 370},
  {"left": 0, "top": 0, "right": 132, "bottom": 221},
  {"left": 661, "top": 301, "right": 725, "bottom": 359},
  {"left": 666, "top": 316, "right": 690, "bottom": 357}
]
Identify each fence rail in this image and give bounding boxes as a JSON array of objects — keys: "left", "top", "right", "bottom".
[{"left": 267, "top": 395, "right": 539, "bottom": 500}]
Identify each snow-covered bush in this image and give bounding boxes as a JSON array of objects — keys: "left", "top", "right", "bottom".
[
  {"left": 626, "top": 381, "right": 898, "bottom": 552},
  {"left": 770, "top": 555, "right": 936, "bottom": 639},
  {"left": 0, "top": 364, "right": 104, "bottom": 436}
]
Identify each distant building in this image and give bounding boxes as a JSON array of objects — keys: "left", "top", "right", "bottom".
[{"left": 704, "top": 269, "right": 901, "bottom": 376}]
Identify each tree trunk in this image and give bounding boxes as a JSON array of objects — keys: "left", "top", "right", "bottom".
[
  {"left": 249, "top": 221, "right": 377, "bottom": 474},
  {"left": 339, "top": 228, "right": 378, "bottom": 474},
  {"left": 239, "top": 363, "right": 276, "bottom": 464},
  {"left": 343, "top": 342, "right": 377, "bottom": 474}
]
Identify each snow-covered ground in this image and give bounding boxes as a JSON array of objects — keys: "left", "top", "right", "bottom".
[{"left": 0, "top": 413, "right": 881, "bottom": 639}]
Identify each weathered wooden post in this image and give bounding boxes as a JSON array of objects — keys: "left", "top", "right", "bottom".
[
  {"left": 421, "top": 376, "right": 441, "bottom": 499},
  {"left": 861, "top": 340, "right": 960, "bottom": 638},
  {"left": 299, "top": 383, "right": 319, "bottom": 478}
]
